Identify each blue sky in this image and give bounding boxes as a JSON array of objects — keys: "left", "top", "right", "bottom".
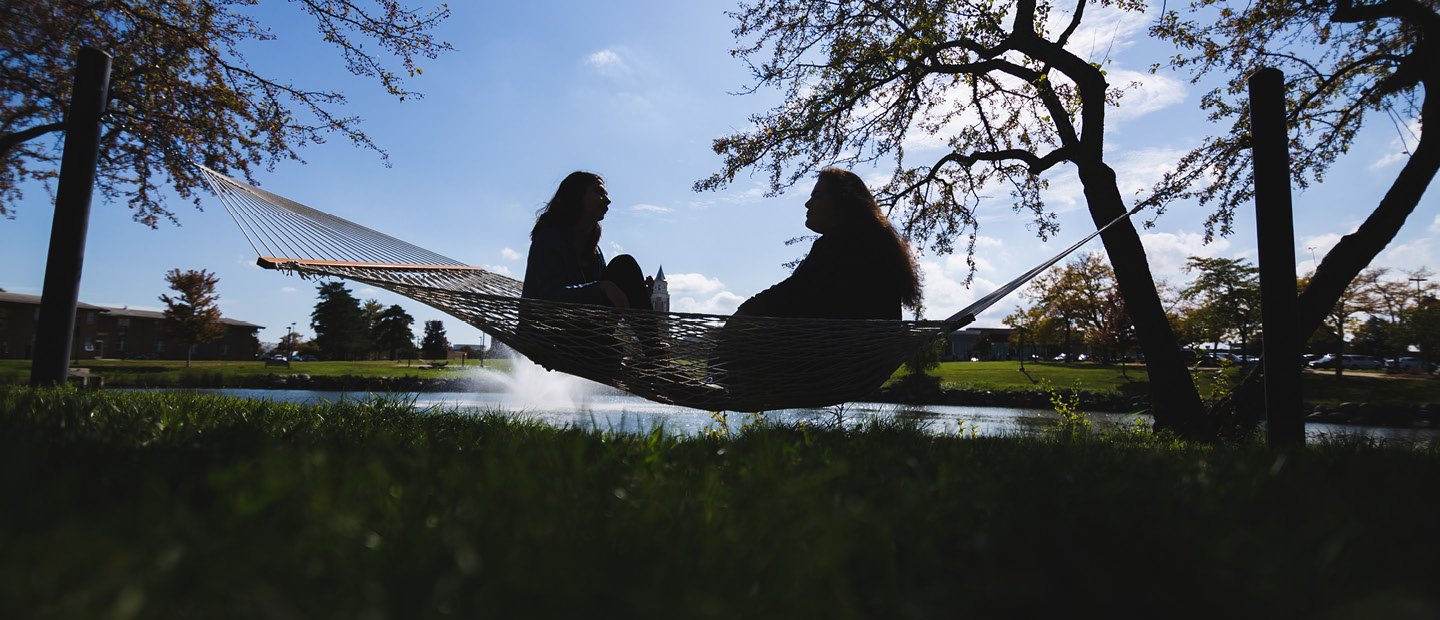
[{"left": 3, "top": 1, "right": 1435, "bottom": 348}]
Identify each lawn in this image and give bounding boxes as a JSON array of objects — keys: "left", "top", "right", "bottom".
[
  {"left": 890, "top": 360, "right": 1440, "bottom": 405},
  {"left": 3, "top": 387, "right": 1437, "bottom": 618},
  {"left": 0, "top": 358, "right": 512, "bottom": 387}
]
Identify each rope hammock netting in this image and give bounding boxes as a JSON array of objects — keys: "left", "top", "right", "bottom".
[{"left": 197, "top": 165, "right": 1139, "bottom": 412}]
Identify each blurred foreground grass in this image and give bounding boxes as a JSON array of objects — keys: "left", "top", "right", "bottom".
[{"left": 3, "top": 387, "right": 1438, "bottom": 618}]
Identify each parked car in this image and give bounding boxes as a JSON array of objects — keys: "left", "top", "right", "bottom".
[
  {"left": 1308, "top": 354, "right": 1384, "bottom": 370},
  {"left": 1387, "top": 357, "right": 1427, "bottom": 373}
]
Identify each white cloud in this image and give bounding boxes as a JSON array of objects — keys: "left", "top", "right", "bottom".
[
  {"left": 666, "top": 272, "right": 727, "bottom": 297},
  {"left": 665, "top": 272, "right": 743, "bottom": 315},
  {"left": 608, "top": 241, "right": 625, "bottom": 256},
  {"left": 1057, "top": 4, "right": 1154, "bottom": 61},
  {"left": 1379, "top": 237, "right": 1435, "bottom": 272},
  {"left": 584, "top": 49, "right": 629, "bottom": 77},
  {"left": 1430, "top": 215, "right": 1440, "bottom": 234},
  {"left": 1139, "top": 231, "right": 1233, "bottom": 280},
  {"left": 631, "top": 203, "right": 672, "bottom": 214},
  {"left": 483, "top": 264, "right": 514, "bottom": 276},
  {"left": 673, "top": 291, "right": 745, "bottom": 315},
  {"left": 1113, "top": 147, "right": 1186, "bottom": 196},
  {"left": 1106, "top": 69, "right": 1186, "bottom": 122},
  {"left": 281, "top": 286, "right": 298, "bottom": 294},
  {"left": 358, "top": 287, "right": 380, "bottom": 296},
  {"left": 917, "top": 256, "right": 1006, "bottom": 322},
  {"left": 501, "top": 247, "right": 520, "bottom": 261},
  {"left": 1369, "top": 118, "right": 1421, "bottom": 171}
]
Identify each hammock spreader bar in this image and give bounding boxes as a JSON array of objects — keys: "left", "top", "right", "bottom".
[{"left": 196, "top": 165, "right": 1139, "bottom": 411}]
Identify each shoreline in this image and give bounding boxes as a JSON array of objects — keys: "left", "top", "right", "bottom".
[{"left": 81, "top": 372, "right": 1440, "bottom": 430}]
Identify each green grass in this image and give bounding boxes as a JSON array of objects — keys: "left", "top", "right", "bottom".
[
  {"left": 0, "top": 358, "right": 512, "bottom": 387},
  {"left": 3, "top": 387, "right": 1438, "bottom": 618},
  {"left": 889, "top": 360, "right": 1440, "bottom": 405}
]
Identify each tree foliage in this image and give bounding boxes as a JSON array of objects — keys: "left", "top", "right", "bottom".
[
  {"left": 1178, "top": 257, "right": 1260, "bottom": 354},
  {"left": 420, "top": 319, "right": 448, "bottom": 360},
  {"left": 1008, "top": 252, "right": 1135, "bottom": 362},
  {"left": 310, "top": 281, "right": 368, "bottom": 360},
  {"left": 701, "top": 0, "right": 1207, "bottom": 437},
  {"left": 1, "top": 0, "right": 452, "bottom": 225},
  {"left": 372, "top": 303, "right": 416, "bottom": 360},
  {"left": 1149, "top": 0, "right": 1439, "bottom": 343},
  {"left": 159, "top": 267, "right": 223, "bottom": 367}
]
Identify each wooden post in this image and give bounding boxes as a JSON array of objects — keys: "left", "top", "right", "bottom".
[
  {"left": 1248, "top": 67, "right": 1304, "bottom": 448},
  {"left": 31, "top": 47, "right": 112, "bottom": 386}
]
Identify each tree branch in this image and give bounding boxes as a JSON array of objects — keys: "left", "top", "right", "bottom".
[{"left": 0, "top": 122, "right": 64, "bottom": 161}]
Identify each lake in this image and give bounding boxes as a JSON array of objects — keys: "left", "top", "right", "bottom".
[{"left": 136, "top": 362, "right": 1440, "bottom": 445}]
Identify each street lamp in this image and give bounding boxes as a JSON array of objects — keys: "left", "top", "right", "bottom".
[
  {"left": 286, "top": 322, "right": 296, "bottom": 359},
  {"left": 1308, "top": 246, "right": 1317, "bottom": 267},
  {"left": 1411, "top": 277, "right": 1428, "bottom": 297}
]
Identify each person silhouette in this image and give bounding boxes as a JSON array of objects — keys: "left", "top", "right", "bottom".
[
  {"left": 713, "top": 168, "right": 922, "bottom": 397},
  {"left": 522, "top": 171, "right": 653, "bottom": 310},
  {"left": 734, "top": 167, "right": 921, "bottom": 320},
  {"left": 520, "top": 171, "right": 656, "bottom": 375}
]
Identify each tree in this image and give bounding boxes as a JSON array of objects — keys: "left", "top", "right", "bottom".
[
  {"left": 698, "top": 0, "right": 1208, "bottom": 437},
  {"left": 2, "top": 0, "right": 452, "bottom": 225},
  {"left": 277, "top": 330, "right": 305, "bottom": 358},
  {"left": 1019, "top": 253, "right": 1118, "bottom": 362},
  {"left": 159, "top": 268, "right": 223, "bottom": 367},
  {"left": 311, "top": 281, "right": 367, "bottom": 360},
  {"left": 372, "top": 304, "right": 417, "bottom": 360},
  {"left": 1301, "top": 268, "right": 1383, "bottom": 377},
  {"left": 361, "top": 298, "right": 385, "bottom": 359},
  {"left": 1092, "top": 287, "right": 1137, "bottom": 366},
  {"left": 420, "top": 320, "right": 449, "bottom": 360},
  {"left": 1405, "top": 296, "right": 1440, "bottom": 366},
  {"left": 1350, "top": 316, "right": 1394, "bottom": 357},
  {"left": 1178, "top": 257, "right": 1261, "bottom": 358},
  {"left": 1150, "top": 0, "right": 1439, "bottom": 363}
]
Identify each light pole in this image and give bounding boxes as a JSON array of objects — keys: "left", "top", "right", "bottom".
[
  {"left": 1018, "top": 325, "right": 1025, "bottom": 371},
  {"left": 1411, "top": 277, "right": 1428, "bottom": 297},
  {"left": 286, "top": 322, "right": 296, "bottom": 359},
  {"left": 1308, "top": 246, "right": 1317, "bottom": 267}
]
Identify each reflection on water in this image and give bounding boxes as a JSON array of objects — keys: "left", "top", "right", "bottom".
[
  {"left": 131, "top": 362, "right": 1439, "bottom": 445},
  {"left": 131, "top": 357, "right": 1440, "bottom": 444}
]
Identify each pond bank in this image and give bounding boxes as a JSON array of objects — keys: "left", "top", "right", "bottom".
[
  {"left": 79, "top": 371, "right": 1440, "bottom": 430},
  {"left": 874, "top": 380, "right": 1440, "bottom": 429}
]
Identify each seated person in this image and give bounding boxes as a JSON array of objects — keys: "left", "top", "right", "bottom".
[
  {"left": 714, "top": 168, "right": 923, "bottom": 401},
  {"left": 522, "top": 171, "right": 652, "bottom": 309},
  {"left": 520, "top": 171, "right": 654, "bottom": 375},
  {"left": 735, "top": 167, "right": 921, "bottom": 319}
]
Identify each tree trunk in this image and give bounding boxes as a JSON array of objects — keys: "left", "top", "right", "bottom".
[{"left": 1077, "top": 161, "right": 1210, "bottom": 439}]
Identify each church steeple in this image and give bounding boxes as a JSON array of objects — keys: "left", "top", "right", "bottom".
[{"left": 650, "top": 265, "right": 670, "bottom": 312}]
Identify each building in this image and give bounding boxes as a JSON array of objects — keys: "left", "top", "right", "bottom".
[
  {"left": 0, "top": 291, "right": 262, "bottom": 361},
  {"left": 943, "top": 327, "right": 1018, "bottom": 361},
  {"left": 650, "top": 266, "right": 670, "bottom": 313}
]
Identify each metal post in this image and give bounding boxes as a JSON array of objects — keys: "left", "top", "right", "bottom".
[
  {"left": 1248, "top": 67, "right": 1304, "bottom": 448},
  {"left": 31, "top": 47, "right": 112, "bottom": 386}
]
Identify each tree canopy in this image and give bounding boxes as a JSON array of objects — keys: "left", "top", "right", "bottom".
[
  {"left": 372, "top": 304, "right": 417, "bottom": 360},
  {"left": 1, "top": 0, "right": 451, "bottom": 226},
  {"left": 311, "top": 281, "right": 368, "bottom": 360},
  {"left": 420, "top": 319, "right": 448, "bottom": 360},
  {"left": 159, "top": 267, "right": 223, "bottom": 367}
]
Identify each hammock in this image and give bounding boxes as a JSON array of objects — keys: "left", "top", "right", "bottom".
[{"left": 197, "top": 165, "right": 1137, "bottom": 411}]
